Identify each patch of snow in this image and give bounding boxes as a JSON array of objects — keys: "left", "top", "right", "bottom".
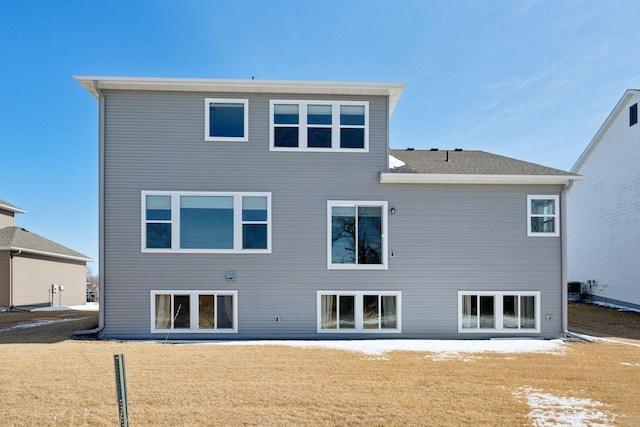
[
  {"left": 590, "top": 301, "right": 640, "bottom": 314},
  {"left": 430, "top": 353, "right": 480, "bottom": 362},
  {"left": 180, "top": 338, "right": 566, "bottom": 356},
  {"left": 389, "top": 155, "right": 405, "bottom": 169},
  {"left": 0, "top": 317, "right": 89, "bottom": 333},
  {"left": 31, "top": 303, "right": 99, "bottom": 312},
  {"left": 514, "top": 387, "right": 617, "bottom": 426}
]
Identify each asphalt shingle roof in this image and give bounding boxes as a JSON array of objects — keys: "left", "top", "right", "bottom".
[
  {"left": 0, "top": 226, "right": 91, "bottom": 261},
  {"left": 389, "top": 149, "right": 576, "bottom": 176}
]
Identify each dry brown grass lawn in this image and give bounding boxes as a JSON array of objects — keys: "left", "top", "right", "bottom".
[{"left": 0, "top": 303, "right": 638, "bottom": 426}]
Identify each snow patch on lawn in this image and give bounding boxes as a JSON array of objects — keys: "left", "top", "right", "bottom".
[
  {"left": 201, "top": 338, "right": 565, "bottom": 356},
  {"left": 590, "top": 301, "right": 640, "bottom": 314},
  {"left": 514, "top": 387, "right": 617, "bottom": 426},
  {"left": 31, "top": 303, "right": 99, "bottom": 312},
  {"left": 0, "top": 317, "right": 87, "bottom": 333}
]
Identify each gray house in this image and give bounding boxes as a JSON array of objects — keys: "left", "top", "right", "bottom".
[
  {"left": 0, "top": 199, "right": 92, "bottom": 308},
  {"left": 76, "top": 76, "right": 579, "bottom": 340}
]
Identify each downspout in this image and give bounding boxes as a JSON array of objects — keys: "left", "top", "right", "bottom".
[
  {"left": 560, "top": 179, "right": 575, "bottom": 337},
  {"left": 76, "top": 80, "right": 105, "bottom": 336}
]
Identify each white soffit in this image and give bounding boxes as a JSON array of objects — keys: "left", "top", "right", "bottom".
[{"left": 74, "top": 76, "right": 406, "bottom": 116}]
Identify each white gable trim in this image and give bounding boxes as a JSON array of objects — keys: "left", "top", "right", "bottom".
[{"left": 572, "top": 89, "right": 640, "bottom": 172}]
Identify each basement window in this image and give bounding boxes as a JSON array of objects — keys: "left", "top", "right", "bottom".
[
  {"left": 458, "top": 291, "right": 540, "bottom": 333},
  {"left": 151, "top": 290, "right": 237, "bottom": 333}
]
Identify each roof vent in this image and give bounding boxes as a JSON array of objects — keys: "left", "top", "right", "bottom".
[
  {"left": 21, "top": 227, "right": 28, "bottom": 232},
  {"left": 430, "top": 148, "right": 439, "bottom": 151},
  {"left": 454, "top": 148, "right": 463, "bottom": 152},
  {"left": 406, "top": 148, "right": 415, "bottom": 151}
]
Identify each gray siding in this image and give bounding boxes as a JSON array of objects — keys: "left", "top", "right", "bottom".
[{"left": 101, "top": 89, "right": 563, "bottom": 339}]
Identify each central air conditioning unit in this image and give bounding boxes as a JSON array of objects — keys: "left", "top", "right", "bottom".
[{"left": 568, "top": 282, "right": 582, "bottom": 294}]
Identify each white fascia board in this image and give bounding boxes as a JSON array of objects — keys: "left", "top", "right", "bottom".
[
  {"left": 0, "top": 246, "right": 93, "bottom": 262},
  {"left": 379, "top": 173, "right": 582, "bottom": 185},
  {"left": 0, "top": 203, "right": 26, "bottom": 214},
  {"left": 73, "top": 76, "right": 405, "bottom": 115}
]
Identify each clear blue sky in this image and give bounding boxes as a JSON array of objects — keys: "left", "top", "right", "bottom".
[{"left": 2, "top": 1, "right": 639, "bottom": 271}]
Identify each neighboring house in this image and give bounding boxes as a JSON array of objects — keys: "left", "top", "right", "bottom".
[
  {"left": 0, "top": 199, "right": 92, "bottom": 308},
  {"left": 567, "top": 90, "right": 640, "bottom": 310},
  {"left": 75, "top": 76, "right": 579, "bottom": 340}
]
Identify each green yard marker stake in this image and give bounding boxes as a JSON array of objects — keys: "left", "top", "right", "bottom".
[{"left": 114, "top": 354, "right": 129, "bottom": 427}]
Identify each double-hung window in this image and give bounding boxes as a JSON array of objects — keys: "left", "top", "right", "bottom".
[
  {"left": 458, "top": 291, "right": 540, "bottom": 333},
  {"left": 151, "top": 290, "right": 237, "bottom": 333},
  {"left": 142, "top": 191, "right": 271, "bottom": 253},
  {"left": 270, "top": 100, "right": 369, "bottom": 151},
  {"left": 205, "top": 98, "right": 249, "bottom": 142},
  {"left": 328, "top": 201, "right": 388, "bottom": 269},
  {"left": 527, "top": 195, "right": 559, "bottom": 236},
  {"left": 317, "top": 291, "right": 401, "bottom": 333}
]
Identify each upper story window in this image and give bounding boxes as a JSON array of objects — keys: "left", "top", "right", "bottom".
[
  {"left": 205, "top": 98, "right": 249, "bottom": 142},
  {"left": 142, "top": 191, "right": 271, "bottom": 253},
  {"left": 630, "top": 103, "right": 638, "bottom": 127},
  {"left": 527, "top": 195, "right": 559, "bottom": 237},
  {"left": 328, "top": 200, "right": 387, "bottom": 270},
  {"left": 270, "top": 100, "right": 369, "bottom": 152}
]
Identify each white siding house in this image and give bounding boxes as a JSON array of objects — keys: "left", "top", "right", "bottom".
[{"left": 567, "top": 89, "right": 640, "bottom": 310}]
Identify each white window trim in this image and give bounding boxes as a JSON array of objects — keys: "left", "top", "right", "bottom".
[
  {"left": 457, "top": 291, "right": 541, "bottom": 333},
  {"left": 316, "top": 291, "right": 401, "bottom": 333},
  {"left": 327, "top": 200, "right": 388, "bottom": 270},
  {"left": 269, "top": 100, "right": 369, "bottom": 152},
  {"left": 527, "top": 195, "right": 559, "bottom": 237},
  {"left": 205, "top": 98, "right": 249, "bottom": 142},
  {"left": 141, "top": 191, "right": 272, "bottom": 253},
  {"left": 150, "top": 290, "right": 238, "bottom": 333}
]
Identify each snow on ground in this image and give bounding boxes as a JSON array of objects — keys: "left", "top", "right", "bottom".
[
  {"left": 0, "top": 317, "right": 88, "bottom": 333},
  {"left": 590, "top": 301, "right": 640, "bottom": 314},
  {"left": 514, "top": 387, "right": 618, "bottom": 426},
  {"left": 191, "top": 338, "right": 566, "bottom": 357},
  {"left": 31, "top": 303, "right": 99, "bottom": 312}
]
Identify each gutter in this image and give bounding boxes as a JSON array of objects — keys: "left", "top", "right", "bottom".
[
  {"left": 561, "top": 179, "right": 575, "bottom": 337},
  {"left": 0, "top": 246, "right": 93, "bottom": 263},
  {"left": 379, "top": 173, "right": 581, "bottom": 185},
  {"left": 76, "top": 80, "right": 105, "bottom": 337}
]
